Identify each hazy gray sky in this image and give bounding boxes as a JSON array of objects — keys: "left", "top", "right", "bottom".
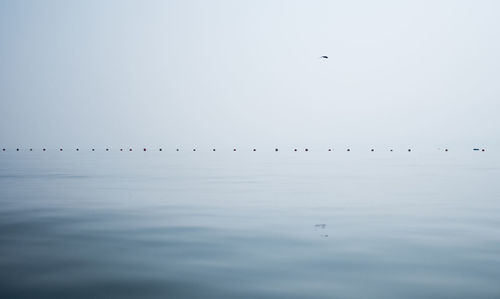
[{"left": 1, "top": 0, "right": 499, "bottom": 148}]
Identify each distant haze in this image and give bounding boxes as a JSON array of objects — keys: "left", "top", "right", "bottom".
[{"left": 1, "top": 0, "right": 499, "bottom": 149}]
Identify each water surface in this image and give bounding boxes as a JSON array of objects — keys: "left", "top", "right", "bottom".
[{"left": 1, "top": 149, "right": 499, "bottom": 298}]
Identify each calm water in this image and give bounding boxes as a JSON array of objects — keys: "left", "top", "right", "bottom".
[{"left": 1, "top": 149, "right": 499, "bottom": 298}]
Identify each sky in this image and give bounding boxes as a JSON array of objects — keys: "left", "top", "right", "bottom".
[{"left": 1, "top": 0, "right": 499, "bottom": 149}]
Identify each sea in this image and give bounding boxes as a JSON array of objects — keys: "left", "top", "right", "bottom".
[{"left": 1, "top": 148, "right": 499, "bottom": 298}]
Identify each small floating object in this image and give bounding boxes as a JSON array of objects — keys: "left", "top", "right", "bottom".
[
  {"left": 213, "top": 149, "right": 216, "bottom": 151},
  {"left": 76, "top": 148, "right": 79, "bottom": 151},
  {"left": 159, "top": 148, "right": 162, "bottom": 151},
  {"left": 320, "top": 55, "right": 328, "bottom": 59},
  {"left": 253, "top": 149, "right": 256, "bottom": 152},
  {"left": 16, "top": 148, "right": 19, "bottom": 151},
  {"left": 59, "top": 148, "right": 63, "bottom": 151},
  {"left": 233, "top": 148, "right": 236, "bottom": 151},
  {"left": 294, "top": 149, "right": 297, "bottom": 152},
  {"left": 275, "top": 148, "right": 278, "bottom": 152},
  {"left": 2, "top": 149, "right": 5, "bottom": 151},
  {"left": 92, "top": 149, "right": 95, "bottom": 151},
  {"left": 129, "top": 148, "right": 132, "bottom": 151},
  {"left": 390, "top": 149, "right": 393, "bottom": 152},
  {"left": 176, "top": 149, "right": 179, "bottom": 151},
  {"left": 408, "top": 149, "right": 411, "bottom": 152},
  {"left": 347, "top": 148, "right": 350, "bottom": 151},
  {"left": 143, "top": 148, "right": 147, "bottom": 151},
  {"left": 305, "top": 148, "right": 309, "bottom": 152},
  {"left": 120, "top": 149, "right": 123, "bottom": 151},
  {"left": 371, "top": 149, "right": 374, "bottom": 152},
  {"left": 473, "top": 148, "right": 480, "bottom": 151},
  {"left": 106, "top": 148, "right": 109, "bottom": 151},
  {"left": 445, "top": 149, "right": 448, "bottom": 152},
  {"left": 328, "top": 149, "right": 332, "bottom": 152},
  {"left": 43, "top": 148, "right": 46, "bottom": 151},
  {"left": 482, "top": 149, "right": 485, "bottom": 152},
  {"left": 29, "top": 148, "right": 33, "bottom": 151},
  {"left": 193, "top": 149, "right": 196, "bottom": 151}
]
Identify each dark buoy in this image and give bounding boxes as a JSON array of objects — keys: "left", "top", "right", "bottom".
[
  {"left": 213, "top": 149, "right": 216, "bottom": 151},
  {"left": 305, "top": 148, "right": 309, "bottom": 152},
  {"left": 129, "top": 148, "right": 132, "bottom": 151},
  {"left": 120, "top": 149, "right": 123, "bottom": 152},
  {"left": 176, "top": 149, "right": 179, "bottom": 151},
  {"left": 92, "top": 149, "right": 95, "bottom": 151},
  {"left": 193, "top": 149, "right": 196, "bottom": 151},
  {"left": 59, "top": 148, "right": 63, "bottom": 151},
  {"left": 143, "top": 148, "right": 147, "bottom": 152},
  {"left": 76, "top": 148, "right": 79, "bottom": 151},
  {"left": 347, "top": 149, "right": 350, "bottom": 152},
  {"left": 159, "top": 148, "right": 162, "bottom": 151},
  {"left": 371, "top": 149, "right": 374, "bottom": 152},
  {"left": 253, "top": 149, "right": 256, "bottom": 152},
  {"left": 29, "top": 148, "right": 33, "bottom": 151},
  {"left": 328, "top": 149, "right": 332, "bottom": 151},
  {"left": 482, "top": 149, "right": 485, "bottom": 152},
  {"left": 294, "top": 149, "right": 297, "bottom": 152},
  {"left": 233, "top": 148, "right": 236, "bottom": 151},
  {"left": 408, "top": 149, "right": 411, "bottom": 152},
  {"left": 390, "top": 149, "right": 393, "bottom": 152},
  {"left": 445, "top": 149, "right": 448, "bottom": 152},
  {"left": 275, "top": 148, "right": 279, "bottom": 152},
  {"left": 2, "top": 149, "right": 5, "bottom": 151},
  {"left": 106, "top": 148, "right": 109, "bottom": 151},
  {"left": 16, "top": 148, "right": 19, "bottom": 151},
  {"left": 43, "top": 148, "right": 46, "bottom": 151}
]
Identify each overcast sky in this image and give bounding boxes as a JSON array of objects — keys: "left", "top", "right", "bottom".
[{"left": 1, "top": 0, "right": 499, "bottom": 149}]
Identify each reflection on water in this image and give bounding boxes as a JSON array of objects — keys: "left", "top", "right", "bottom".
[{"left": 1, "top": 150, "right": 499, "bottom": 298}]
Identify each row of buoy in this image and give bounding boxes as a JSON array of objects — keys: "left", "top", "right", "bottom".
[{"left": 1, "top": 148, "right": 487, "bottom": 152}]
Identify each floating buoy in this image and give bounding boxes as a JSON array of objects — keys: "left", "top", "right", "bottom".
[
  {"left": 328, "top": 149, "right": 332, "bottom": 151},
  {"left": 120, "top": 149, "right": 123, "bottom": 152},
  {"left": 16, "top": 148, "right": 19, "bottom": 151},
  {"left": 129, "top": 148, "right": 132, "bottom": 151},
  {"left": 59, "top": 148, "right": 63, "bottom": 151},
  {"left": 445, "top": 149, "right": 448, "bottom": 152},
  {"left": 253, "top": 149, "right": 256, "bottom": 152},
  {"left": 176, "top": 149, "right": 179, "bottom": 151},
  {"left": 294, "top": 149, "right": 297, "bottom": 152},
  {"left": 143, "top": 148, "right": 147, "bottom": 152},
  {"left": 76, "top": 148, "right": 79, "bottom": 151},
  {"left": 305, "top": 148, "right": 309, "bottom": 152},
  {"left": 371, "top": 149, "right": 374, "bottom": 152},
  {"left": 2, "top": 149, "right": 5, "bottom": 151},
  {"left": 390, "top": 149, "right": 393, "bottom": 152},
  {"left": 106, "top": 148, "right": 109, "bottom": 151},
  {"left": 213, "top": 149, "right": 216, "bottom": 151},
  {"left": 347, "top": 149, "right": 350, "bottom": 152},
  {"left": 193, "top": 149, "right": 196, "bottom": 151},
  {"left": 43, "top": 148, "right": 46, "bottom": 151},
  {"left": 482, "top": 149, "right": 485, "bottom": 152},
  {"left": 92, "top": 149, "right": 95, "bottom": 151},
  {"left": 29, "top": 148, "right": 33, "bottom": 151},
  {"left": 275, "top": 148, "right": 279, "bottom": 152},
  {"left": 233, "top": 148, "right": 236, "bottom": 151},
  {"left": 408, "top": 149, "right": 411, "bottom": 152}
]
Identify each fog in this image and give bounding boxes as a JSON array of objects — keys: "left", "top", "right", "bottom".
[{"left": 1, "top": 0, "right": 499, "bottom": 149}]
